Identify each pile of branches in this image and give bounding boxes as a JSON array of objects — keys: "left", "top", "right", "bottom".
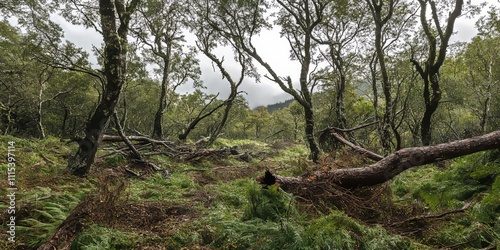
[{"left": 96, "top": 134, "right": 247, "bottom": 165}]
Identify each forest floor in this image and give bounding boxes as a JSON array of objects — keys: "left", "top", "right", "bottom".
[{"left": 0, "top": 135, "right": 498, "bottom": 249}]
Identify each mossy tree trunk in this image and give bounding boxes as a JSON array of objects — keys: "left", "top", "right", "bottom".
[{"left": 67, "top": 0, "right": 140, "bottom": 176}]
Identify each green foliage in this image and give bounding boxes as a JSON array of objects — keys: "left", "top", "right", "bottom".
[
  {"left": 207, "top": 184, "right": 305, "bottom": 249},
  {"left": 471, "top": 175, "right": 500, "bottom": 224},
  {"left": 104, "top": 154, "right": 126, "bottom": 168},
  {"left": 71, "top": 224, "right": 139, "bottom": 250},
  {"left": 391, "top": 152, "right": 499, "bottom": 248},
  {"left": 273, "top": 144, "right": 309, "bottom": 162},
  {"left": 414, "top": 152, "right": 499, "bottom": 211},
  {"left": 424, "top": 219, "right": 497, "bottom": 249},
  {"left": 213, "top": 138, "right": 268, "bottom": 150},
  {"left": 16, "top": 192, "right": 81, "bottom": 247},
  {"left": 214, "top": 179, "right": 254, "bottom": 208},
  {"left": 126, "top": 172, "right": 199, "bottom": 201},
  {"left": 305, "top": 211, "right": 420, "bottom": 250},
  {"left": 204, "top": 184, "right": 423, "bottom": 250},
  {"left": 243, "top": 185, "right": 298, "bottom": 221}
]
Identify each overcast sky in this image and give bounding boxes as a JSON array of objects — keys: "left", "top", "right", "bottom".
[{"left": 51, "top": 0, "right": 491, "bottom": 109}]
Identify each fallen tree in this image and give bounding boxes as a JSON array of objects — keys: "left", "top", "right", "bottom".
[{"left": 260, "top": 130, "right": 500, "bottom": 190}]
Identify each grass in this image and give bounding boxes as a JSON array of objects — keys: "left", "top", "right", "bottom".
[
  {"left": 1, "top": 136, "right": 498, "bottom": 249},
  {"left": 71, "top": 224, "right": 141, "bottom": 250},
  {"left": 390, "top": 151, "right": 500, "bottom": 248}
]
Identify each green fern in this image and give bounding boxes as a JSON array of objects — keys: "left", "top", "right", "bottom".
[{"left": 71, "top": 224, "right": 139, "bottom": 250}]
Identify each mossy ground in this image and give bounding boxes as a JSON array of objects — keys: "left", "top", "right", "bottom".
[{"left": 1, "top": 136, "right": 498, "bottom": 249}]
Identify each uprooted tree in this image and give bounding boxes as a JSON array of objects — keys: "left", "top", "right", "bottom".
[{"left": 260, "top": 130, "right": 500, "bottom": 192}]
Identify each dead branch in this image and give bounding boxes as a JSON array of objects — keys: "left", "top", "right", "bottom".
[
  {"left": 388, "top": 200, "right": 473, "bottom": 227},
  {"left": 39, "top": 153, "right": 61, "bottom": 166},
  {"left": 319, "top": 121, "right": 378, "bottom": 133},
  {"left": 101, "top": 134, "right": 179, "bottom": 153},
  {"left": 330, "top": 132, "right": 384, "bottom": 161},
  {"left": 179, "top": 147, "right": 233, "bottom": 161},
  {"left": 113, "top": 112, "right": 142, "bottom": 160}
]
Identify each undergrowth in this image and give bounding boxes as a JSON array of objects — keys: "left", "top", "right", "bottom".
[
  {"left": 197, "top": 182, "right": 425, "bottom": 250},
  {"left": 391, "top": 151, "right": 499, "bottom": 248},
  {"left": 2, "top": 136, "right": 498, "bottom": 249},
  {"left": 71, "top": 224, "right": 140, "bottom": 250}
]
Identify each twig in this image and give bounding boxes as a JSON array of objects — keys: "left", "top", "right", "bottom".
[
  {"left": 39, "top": 153, "right": 61, "bottom": 166},
  {"left": 317, "top": 121, "right": 378, "bottom": 134},
  {"left": 389, "top": 201, "right": 474, "bottom": 227},
  {"left": 124, "top": 167, "right": 140, "bottom": 177}
]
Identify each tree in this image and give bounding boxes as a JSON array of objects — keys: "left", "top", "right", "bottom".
[
  {"left": 132, "top": 0, "right": 200, "bottom": 139},
  {"left": 176, "top": 90, "right": 226, "bottom": 141},
  {"left": 313, "top": 0, "right": 368, "bottom": 130},
  {"left": 262, "top": 130, "right": 500, "bottom": 190},
  {"left": 410, "top": 0, "right": 463, "bottom": 146},
  {"left": 460, "top": 8, "right": 500, "bottom": 133},
  {"left": 192, "top": 0, "right": 261, "bottom": 146},
  {"left": 0, "top": 20, "right": 94, "bottom": 138},
  {"left": 196, "top": 0, "right": 329, "bottom": 161},
  {"left": 248, "top": 106, "right": 272, "bottom": 139},
  {"left": 67, "top": 0, "right": 141, "bottom": 176},
  {"left": 365, "top": 0, "right": 417, "bottom": 152}
]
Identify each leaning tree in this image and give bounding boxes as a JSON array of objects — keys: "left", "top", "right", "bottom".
[{"left": 66, "top": 0, "right": 141, "bottom": 176}]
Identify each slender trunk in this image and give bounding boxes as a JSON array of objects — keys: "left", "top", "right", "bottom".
[
  {"left": 335, "top": 72, "right": 347, "bottom": 129},
  {"left": 206, "top": 98, "right": 234, "bottom": 147},
  {"left": 301, "top": 26, "right": 320, "bottom": 162},
  {"left": 332, "top": 47, "right": 347, "bottom": 129},
  {"left": 153, "top": 46, "right": 172, "bottom": 139},
  {"left": 480, "top": 62, "right": 493, "bottom": 133},
  {"left": 370, "top": 53, "right": 383, "bottom": 147},
  {"left": 304, "top": 105, "right": 320, "bottom": 162},
  {"left": 61, "top": 106, "right": 69, "bottom": 138},
  {"left": 37, "top": 84, "right": 46, "bottom": 139},
  {"left": 421, "top": 71, "right": 441, "bottom": 145},
  {"left": 152, "top": 79, "right": 167, "bottom": 139},
  {"left": 392, "top": 123, "right": 402, "bottom": 150},
  {"left": 121, "top": 91, "right": 127, "bottom": 128},
  {"left": 371, "top": 1, "right": 393, "bottom": 154}
]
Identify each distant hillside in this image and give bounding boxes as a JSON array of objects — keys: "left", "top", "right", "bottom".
[{"left": 260, "top": 99, "right": 294, "bottom": 113}]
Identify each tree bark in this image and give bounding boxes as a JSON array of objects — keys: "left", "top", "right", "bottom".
[
  {"left": 66, "top": 0, "right": 140, "bottom": 176},
  {"left": 414, "top": 0, "right": 463, "bottom": 146},
  {"left": 152, "top": 43, "right": 172, "bottom": 139},
  {"left": 261, "top": 130, "right": 500, "bottom": 190}
]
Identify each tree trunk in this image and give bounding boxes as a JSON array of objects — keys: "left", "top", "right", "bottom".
[
  {"left": 152, "top": 45, "right": 172, "bottom": 139},
  {"left": 304, "top": 104, "right": 320, "bottom": 162},
  {"left": 420, "top": 67, "right": 442, "bottom": 146},
  {"left": 61, "top": 106, "right": 69, "bottom": 138},
  {"left": 206, "top": 98, "right": 234, "bottom": 147},
  {"left": 367, "top": 0, "right": 396, "bottom": 154},
  {"left": 152, "top": 80, "right": 167, "bottom": 139},
  {"left": 335, "top": 72, "right": 347, "bottom": 129},
  {"left": 262, "top": 130, "right": 500, "bottom": 190},
  {"left": 416, "top": 0, "right": 463, "bottom": 146},
  {"left": 66, "top": 0, "right": 139, "bottom": 176},
  {"left": 37, "top": 86, "right": 46, "bottom": 139}
]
